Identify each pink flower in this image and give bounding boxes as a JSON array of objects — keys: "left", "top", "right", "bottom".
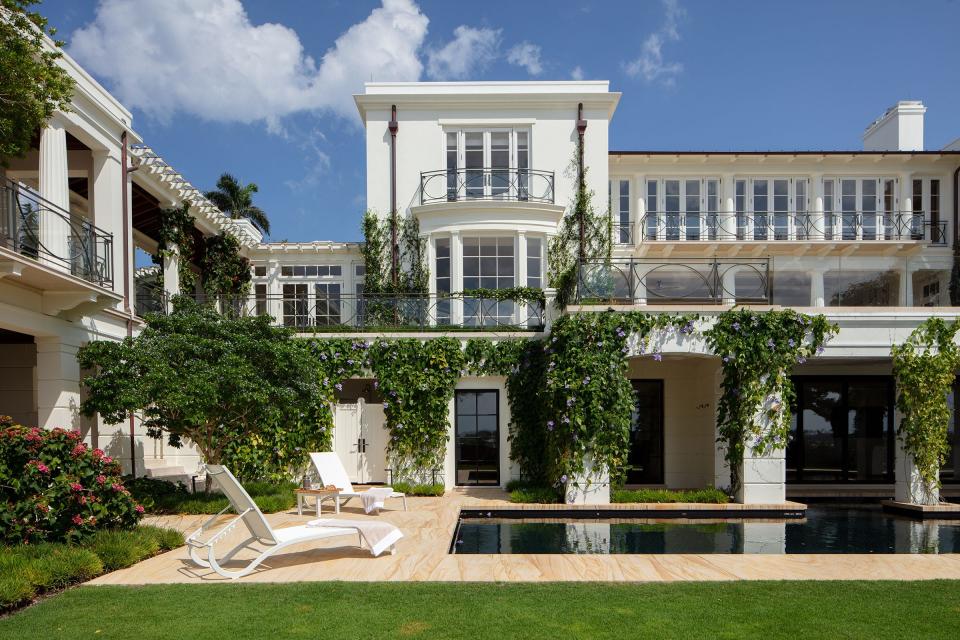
[
  {"left": 37, "top": 503, "right": 50, "bottom": 513},
  {"left": 70, "top": 482, "right": 83, "bottom": 492},
  {"left": 96, "top": 475, "right": 107, "bottom": 485},
  {"left": 71, "top": 444, "right": 87, "bottom": 457},
  {"left": 111, "top": 483, "right": 124, "bottom": 492},
  {"left": 135, "top": 505, "right": 145, "bottom": 514},
  {"left": 67, "top": 430, "right": 81, "bottom": 440},
  {"left": 71, "top": 514, "right": 83, "bottom": 525},
  {"left": 102, "top": 456, "right": 113, "bottom": 464},
  {"left": 91, "top": 448, "right": 104, "bottom": 459}
]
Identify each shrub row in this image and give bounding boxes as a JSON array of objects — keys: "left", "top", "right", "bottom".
[
  {"left": 125, "top": 476, "right": 297, "bottom": 515},
  {"left": 0, "top": 525, "right": 184, "bottom": 611},
  {"left": 505, "top": 480, "right": 560, "bottom": 504},
  {"left": 610, "top": 487, "right": 730, "bottom": 504},
  {"left": 390, "top": 481, "right": 445, "bottom": 497}
]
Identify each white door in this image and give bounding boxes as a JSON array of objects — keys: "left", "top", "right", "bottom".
[
  {"left": 333, "top": 402, "right": 362, "bottom": 482},
  {"left": 358, "top": 399, "right": 389, "bottom": 484}
]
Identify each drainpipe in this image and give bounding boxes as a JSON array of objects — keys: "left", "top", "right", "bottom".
[
  {"left": 576, "top": 103, "right": 588, "bottom": 262},
  {"left": 121, "top": 131, "right": 136, "bottom": 478},
  {"left": 953, "top": 164, "right": 959, "bottom": 246},
  {"left": 951, "top": 164, "right": 960, "bottom": 305},
  {"left": 389, "top": 105, "right": 399, "bottom": 288}
]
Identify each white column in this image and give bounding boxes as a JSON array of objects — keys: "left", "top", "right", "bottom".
[
  {"left": 894, "top": 411, "right": 939, "bottom": 505},
  {"left": 720, "top": 174, "right": 735, "bottom": 240},
  {"left": 516, "top": 231, "right": 527, "bottom": 325},
  {"left": 450, "top": 230, "right": 463, "bottom": 326},
  {"left": 900, "top": 172, "right": 913, "bottom": 241},
  {"left": 268, "top": 261, "right": 282, "bottom": 323},
  {"left": 426, "top": 234, "right": 436, "bottom": 326},
  {"left": 810, "top": 173, "right": 825, "bottom": 240},
  {"left": 632, "top": 263, "right": 648, "bottom": 306},
  {"left": 737, "top": 386, "right": 787, "bottom": 504},
  {"left": 635, "top": 174, "right": 646, "bottom": 244},
  {"left": 721, "top": 265, "right": 738, "bottom": 305},
  {"left": 810, "top": 268, "right": 826, "bottom": 307},
  {"left": 36, "top": 336, "right": 81, "bottom": 431},
  {"left": 162, "top": 243, "right": 180, "bottom": 312},
  {"left": 39, "top": 116, "right": 72, "bottom": 273},
  {"left": 91, "top": 149, "right": 123, "bottom": 295}
]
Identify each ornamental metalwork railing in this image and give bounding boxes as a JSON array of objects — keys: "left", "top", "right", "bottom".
[
  {"left": 135, "top": 284, "right": 168, "bottom": 317},
  {"left": 0, "top": 178, "right": 114, "bottom": 288},
  {"left": 617, "top": 211, "right": 946, "bottom": 245},
  {"left": 577, "top": 258, "right": 772, "bottom": 305},
  {"left": 420, "top": 167, "right": 555, "bottom": 205},
  {"left": 211, "top": 292, "right": 545, "bottom": 331}
]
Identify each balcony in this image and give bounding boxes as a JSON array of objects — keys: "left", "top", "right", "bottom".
[
  {"left": 577, "top": 258, "right": 772, "bottom": 305},
  {"left": 1, "top": 178, "right": 114, "bottom": 289},
  {"left": 420, "top": 168, "right": 555, "bottom": 206},
  {"left": 165, "top": 292, "right": 546, "bottom": 332},
  {"left": 614, "top": 211, "right": 947, "bottom": 247}
]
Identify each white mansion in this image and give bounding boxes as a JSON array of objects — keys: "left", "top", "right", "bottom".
[{"left": 2, "top": 43, "right": 959, "bottom": 503}]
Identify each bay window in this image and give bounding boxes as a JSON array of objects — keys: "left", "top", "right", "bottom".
[{"left": 463, "top": 236, "right": 514, "bottom": 326}]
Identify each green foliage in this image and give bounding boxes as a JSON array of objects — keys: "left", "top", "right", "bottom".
[
  {"left": 0, "top": 525, "right": 182, "bottom": 611},
  {"left": 153, "top": 202, "right": 197, "bottom": 293},
  {"left": 368, "top": 338, "right": 465, "bottom": 482},
  {"left": 200, "top": 233, "right": 252, "bottom": 304},
  {"left": 505, "top": 480, "right": 561, "bottom": 504},
  {"left": 205, "top": 172, "right": 271, "bottom": 236},
  {"left": 460, "top": 286, "right": 546, "bottom": 307},
  {"left": 361, "top": 210, "right": 428, "bottom": 296},
  {"left": 0, "top": 417, "right": 143, "bottom": 545},
  {"left": 891, "top": 317, "right": 960, "bottom": 500},
  {"left": 126, "top": 476, "right": 296, "bottom": 514},
  {"left": 610, "top": 487, "right": 730, "bottom": 504},
  {"left": 0, "top": 0, "right": 75, "bottom": 162},
  {"left": 704, "top": 309, "right": 837, "bottom": 493},
  {"left": 78, "top": 299, "right": 333, "bottom": 477},
  {"left": 390, "top": 481, "right": 445, "bottom": 497},
  {"left": 547, "top": 139, "right": 611, "bottom": 308}
]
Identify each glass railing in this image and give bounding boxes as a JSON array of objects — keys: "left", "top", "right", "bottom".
[{"left": 1, "top": 177, "right": 114, "bottom": 288}]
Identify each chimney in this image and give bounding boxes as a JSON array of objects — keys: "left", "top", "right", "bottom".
[{"left": 863, "top": 101, "right": 926, "bottom": 151}]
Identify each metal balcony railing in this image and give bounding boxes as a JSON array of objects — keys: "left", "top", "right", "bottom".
[
  {"left": 157, "top": 292, "right": 546, "bottom": 331},
  {"left": 1, "top": 177, "right": 114, "bottom": 288},
  {"left": 577, "top": 258, "right": 772, "bottom": 305},
  {"left": 617, "top": 211, "right": 946, "bottom": 245},
  {"left": 135, "top": 284, "right": 168, "bottom": 317},
  {"left": 420, "top": 167, "right": 555, "bottom": 205}
]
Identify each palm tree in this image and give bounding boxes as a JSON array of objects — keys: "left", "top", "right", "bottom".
[{"left": 204, "top": 173, "right": 270, "bottom": 236}]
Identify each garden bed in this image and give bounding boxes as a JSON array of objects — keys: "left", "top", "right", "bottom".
[
  {"left": 126, "top": 476, "right": 297, "bottom": 514},
  {"left": 0, "top": 525, "right": 184, "bottom": 613}
]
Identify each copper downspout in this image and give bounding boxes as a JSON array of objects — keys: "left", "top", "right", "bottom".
[
  {"left": 389, "top": 105, "right": 399, "bottom": 288},
  {"left": 120, "top": 130, "right": 136, "bottom": 478},
  {"left": 576, "top": 102, "right": 588, "bottom": 262},
  {"left": 953, "top": 164, "right": 959, "bottom": 246}
]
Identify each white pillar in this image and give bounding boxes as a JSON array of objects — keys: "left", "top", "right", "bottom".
[
  {"left": 39, "top": 116, "right": 72, "bottom": 273},
  {"left": 635, "top": 174, "right": 646, "bottom": 243},
  {"left": 720, "top": 173, "right": 735, "bottom": 240},
  {"left": 900, "top": 173, "right": 913, "bottom": 241},
  {"left": 91, "top": 149, "right": 122, "bottom": 295},
  {"left": 36, "top": 336, "right": 81, "bottom": 431},
  {"left": 894, "top": 413, "right": 939, "bottom": 505},
  {"left": 162, "top": 243, "right": 180, "bottom": 312},
  {"left": 516, "top": 231, "right": 527, "bottom": 324},
  {"left": 810, "top": 173, "right": 825, "bottom": 240},
  {"left": 810, "top": 268, "right": 825, "bottom": 307},
  {"left": 721, "top": 265, "right": 738, "bottom": 305},
  {"left": 736, "top": 385, "right": 786, "bottom": 504},
  {"left": 425, "top": 234, "right": 436, "bottom": 326},
  {"left": 450, "top": 230, "right": 463, "bottom": 326}
]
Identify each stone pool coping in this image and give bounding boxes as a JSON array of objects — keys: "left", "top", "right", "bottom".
[{"left": 881, "top": 500, "right": 960, "bottom": 520}]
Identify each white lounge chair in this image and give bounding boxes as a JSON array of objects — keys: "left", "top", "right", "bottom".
[
  {"left": 185, "top": 465, "right": 402, "bottom": 579},
  {"left": 309, "top": 452, "right": 407, "bottom": 513}
]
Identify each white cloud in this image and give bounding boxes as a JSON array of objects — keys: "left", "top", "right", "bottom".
[
  {"left": 570, "top": 66, "right": 585, "bottom": 81},
  {"left": 624, "top": 0, "right": 685, "bottom": 85},
  {"left": 69, "top": 0, "right": 429, "bottom": 124},
  {"left": 426, "top": 25, "right": 501, "bottom": 80},
  {"left": 506, "top": 42, "right": 543, "bottom": 76}
]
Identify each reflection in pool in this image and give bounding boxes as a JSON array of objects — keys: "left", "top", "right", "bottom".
[{"left": 452, "top": 506, "right": 960, "bottom": 554}]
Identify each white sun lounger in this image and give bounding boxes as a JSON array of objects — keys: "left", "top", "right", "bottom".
[
  {"left": 309, "top": 452, "right": 407, "bottom": 513},
  {"left": 185, "top": 465, "right": 401, "bottom": 579}
]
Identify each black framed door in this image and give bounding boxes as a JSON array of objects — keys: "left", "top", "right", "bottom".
[
  {"left": 787, "top": 376, "right": 895, "bottom": 483},
  {"left": 455, "top": 390, "right": 499, "bottom": 486},
  {"left": 627, "top": 380, "right": 664, "bottom": 484}
]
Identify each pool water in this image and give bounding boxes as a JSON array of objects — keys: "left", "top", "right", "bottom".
[{"left": 452, "top": 506, "right": 960, "bottom": 554}]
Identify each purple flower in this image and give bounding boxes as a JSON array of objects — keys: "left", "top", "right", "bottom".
[
  {"left": 335, "top": 383, "right": 343, "bottom": 391},
  {"left": 797, "top": 356, "right": 807, "bottom": 364},
  {"left": 373, "top": 381, "right": 379, "bottom": 389},
  {"left": 816, "top": 345, "right": 825, "bottom": 355},
  {"left": 732, "top": 322, "right": 740, "bottom": 331},
  {"left": 396, "top": 423, "right": 403, "bottom": 430},
  {"left": 320, "top": 354, "right": 327, "bottom": 361},
  {"left": 383, "top": 402, "right": 389, "bottom": 409},
  {"left": 560, "top": 475, "right": 568, "bottom": 484},
  {"left": 583, "top": 376, "right": 591, "bottom": 384},
  {"left": 566, "top": 398, "right": 575, "bottom": 407},
  {"left": 722, "top": 356, "right": 731, "bottom": 363},
  {"left": 653, "top": 353, "right": 663, "bottom": 362},
  {"left": 562, "top": 415, "right": 570, "bottom": 424},
  {"left": 547, "top": 420, "right": 555, "bottom": 431},
  {"left": 787, "top": 339, "right": 795, "bottom": 348},
  {"left": 766, "top": 338, "right": 775, "bottom": 349}
]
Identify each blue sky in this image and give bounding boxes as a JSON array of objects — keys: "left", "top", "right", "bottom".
[{"left": 39, "top": 0, "right": 960, "bottom": 243}]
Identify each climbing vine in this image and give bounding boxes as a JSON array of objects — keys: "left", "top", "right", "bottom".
[
  {"left": 704, "top": 308, "right": 836, "bottom": 494},
  {"left": 360, "top": 210, "right": 428, "bottom": 295},
  {"left": 368, "top": 338, "right": 465, "bottom": 482},
  {"left": 153, "top": 202, "right": 197, "bottom": 293},
  {"left": 547, "top": 140, "right": 611, "bottom": 309},
  {"left": 891, "top": 317, "right": 960, "bottom": 503},
  {"left": 460, "top": 286, "right": 546, "bottom": 307},
  {"left": 200, "top": 233, "right": 252, "bottom": 305}
]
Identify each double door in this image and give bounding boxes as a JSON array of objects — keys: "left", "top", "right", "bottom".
[
  {"left": 333, "top": 399, "right": 387, "bottom": 484},
  {"left": 447, "top": 130, "right": 530, "bottom": 200}
]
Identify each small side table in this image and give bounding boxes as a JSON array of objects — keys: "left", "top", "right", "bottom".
[{"left": 295, "top": 487, "right": 340, "bottom": 516}]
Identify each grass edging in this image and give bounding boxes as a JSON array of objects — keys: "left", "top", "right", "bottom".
[{"left": 0, "top": 525, "right": 184, "bottom": 613}]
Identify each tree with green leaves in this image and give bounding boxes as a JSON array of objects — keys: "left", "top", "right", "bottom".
[
  {"left": 77, "top": 298, "right": 328, "bottom": 478},
  {"left": 204, "top": 172, "right": 271, "bottom": 236},
  {"left": 0, "top": 0, "right": 75, "bottom": 162}
]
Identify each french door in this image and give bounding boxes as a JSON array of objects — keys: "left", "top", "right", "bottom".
[
  {"left": 830, "top": 178, "right": 897, "bottom": 240},
  {"left": 455, "top": 390, "right": 499, "bottom": 486},
  {"left": 447, "top": 130, "right": 530, "bottom": 200},
  {"left": 652, "top": 178, "right": 719, "bottom": 240},
  {"left": 735, "top": 178, "right": 807, "bottom": 240}
]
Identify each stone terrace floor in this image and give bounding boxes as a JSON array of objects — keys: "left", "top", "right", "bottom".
[{"left": 91, "top": 489, "right": 960, "bottom": 584}]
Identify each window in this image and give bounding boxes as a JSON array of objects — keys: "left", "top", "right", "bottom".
[
  {"left": 455, "top": 390, "right": 499, "bottom": 486},
  {"left": 645, "top": 180, "right": 658, "bottom": 240},
  {"left": 883, "top": 179, "right": 895, "bottom": 239},
  {"left": 463, "top": 236, "right": 514, "bottom": 325},
  {"left": 931, "top": 179, "right": 941, "bottom": 242},
  {"left": 735, "top": 179, "right": 747, "bottom": 240},
  {"left": 706, "top": 180, "right": 719, "bottom": 240},
  {"left": 253, "top": 266, "right": 266, "bottom": 277},
  {"left": 446, "top": 131, "right": 458, "bottom": 201},
  {"left": 517, "top": 131, "right": 530, "bottom": 200},
  {"left": 282, "top": 284, "right": 308, "bottom": 328},
  {"left": 435, "top": 237, "right": 451, "bottom": 325},
  {"left": 443, "top": 129, "right": 532, "bottom": 201},
  {"left": 618, "top": 180, "right": 630, "bottom": 243},
  {"left": 795, "top": 180, "right": 808, "bottom": 239},
  {"left": 279, "top": 265, "right": 341, "bottom": 277},
  {"left": 254, "top": 284, "right": 267, "bottom": 316},
  {"left": 830, "top": 178, "right": 885, "bottom": 240},
  {"left": 912, "top": 178, "right": 924, "bottom": 240},
  {"left": 526, "top": 237, "right": 543, "bottom": 327},
  {"left": 627, "top": 380, "right": 663, "bottom": 484},
  {"left": 823, "top": 179, "right": 835, "bottom": 240},
  {"left": 314, "top": 283, "right": 341, "bottom": 326},
  {"left": 354, "top": 264, "right": 365, "bottom": 277}
]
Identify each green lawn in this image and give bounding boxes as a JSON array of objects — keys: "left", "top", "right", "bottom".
[{"left": 2, "top": 581, "right": 959, "bottom": 639}]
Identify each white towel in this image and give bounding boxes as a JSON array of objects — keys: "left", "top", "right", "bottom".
[
  {"left": 361, "top": 487, "right": 395, "bottom": 514},
  {"left": 307, "top": 518, "right": 403, "bottom": 557}
]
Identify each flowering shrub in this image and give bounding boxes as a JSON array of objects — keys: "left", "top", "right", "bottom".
[{"left": 0, "top": 417, "right": 143, "bottom": 545}]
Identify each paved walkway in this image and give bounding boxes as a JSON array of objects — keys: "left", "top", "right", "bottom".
[{"left": 91, "top": 489, "right": 960, "bottom": 584}]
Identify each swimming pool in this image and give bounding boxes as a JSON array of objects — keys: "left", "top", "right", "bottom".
[{"left": 452, "top": 506, "right": 960, "bottom": 554}]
